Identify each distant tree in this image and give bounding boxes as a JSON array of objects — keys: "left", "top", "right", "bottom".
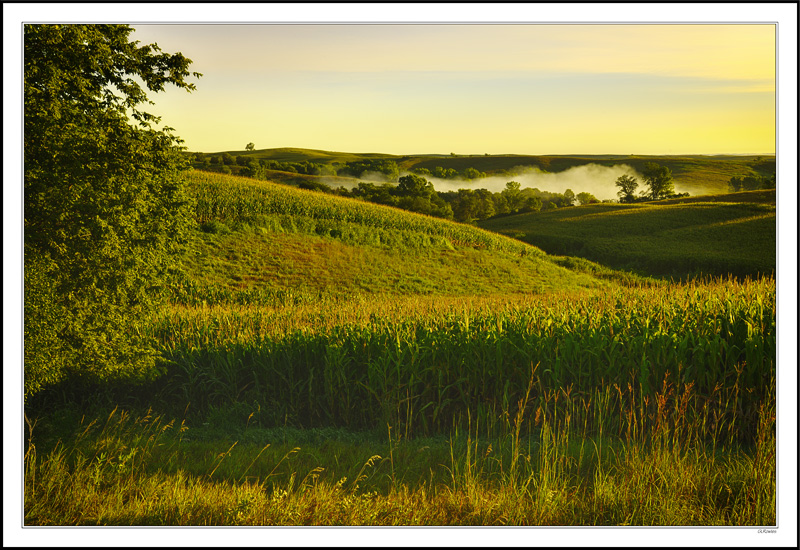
[
  {"left": 615, "top": 175, "right": 639, "bottom": 203},
  {"left": 433, "top": 166, "right": 459, "bottom": 179},
  {"left": 450, "top": 189, "right": 477, "bottom": 222},
  {"left": 501, "top": 181, "right": 523, "bottom": 212},
  {"left": 245, "top": 142, "right": 255, "bottom": 151},
  {"left": 396, "top": 174, "right": 434, "bottom": 198},
  {"left": 412, "top": 167, "right": 432, "bottom": 177},
  {"left": 462, "top": 167, "right": 485, "bottom": 180},
  {"left": 522, "top": 195, "right": 543, "bottom": 213},
  {"left": 491, "top": 192, "right": 509, "bottom": 215},
  {"left": 642, "top": 163, "right": 675, "bottom": 200},
  {"left": 562, "top": 189, "right": 576, "bottom": 207},
  {"left": 576, "top": 192, "right": 599, "bottom": 205},
  {"left": 222, "top": 152, "right": 236, "bottom": 165},
  {"left": 473, "top": 189, "right": 496, "bottom": 220}
]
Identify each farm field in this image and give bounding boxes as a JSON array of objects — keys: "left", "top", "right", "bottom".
[
  {"left": 24, "top": 170, "right": 777, "bottom": 527},
  {"left": 478, "top": 190, "right": 776, "bottom": 280}
]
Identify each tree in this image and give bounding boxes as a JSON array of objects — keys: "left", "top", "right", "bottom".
[
  {"left": 245, "top": 142, "right": 255, "bottom": 151},
  {"left": 396, "top": 174, "right": 434, "bottom": 198},
  {"left": 501, "top": 181, "right": 522, "bottom": 213},
  {"left": 576, "top": 192, "right": 599, "bottom": 205},
  {"left": 615, "top": 175, "right": 639, "bottom": 203},
  {"left": 24, "top": 24, "right": 200, "bottom": 398},
  {"left": 642, "top": 163, "right": 675, "bottom": 200},
  {"left": 562, "top": 188, "right": 576, "bottom": 207},
  {"left": 462, "top": 167, "right": 485, "bottom": 180}
]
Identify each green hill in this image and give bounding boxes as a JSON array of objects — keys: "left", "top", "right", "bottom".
[
  {"left": 172, "top": 170, "right": 640, "bottom": 305},
  {"left": 477, "top": 190, "right": 776, "bottom": 280}
]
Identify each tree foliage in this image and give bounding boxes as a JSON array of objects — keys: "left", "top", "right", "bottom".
[
  {"left": 729, "top": 173, "right": 775, "bottom": 192},
  {"left": 642, "top": 163, "right": 675, "bottom": 200},
  {"left": 24, "top": 24, "right": 200, "bottom": 398},
  {"left": 615, "top": 175, "right": 639, "bottom": 203}
]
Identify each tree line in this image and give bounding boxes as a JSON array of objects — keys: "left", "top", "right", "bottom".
[
  {"left": 291, "top": 174, "right": 600, "bottom": 223},
  {"left": 192, "top": 154, "right": 498, "bottom": 183}
]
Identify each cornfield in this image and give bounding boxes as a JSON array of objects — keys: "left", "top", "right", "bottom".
[
  {"left": 141, "top": 276, "right": 775, "bottom": 445},
  {"left": 188, "top": 170, "right": 543, "bottom": 255}
]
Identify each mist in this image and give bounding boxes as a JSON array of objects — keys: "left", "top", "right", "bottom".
[
  {"left": 323, "top": 163, "right": 656, "bottom": 202},
  {"left": 421, "top": 164, "right": 644, "bottom": 202}
]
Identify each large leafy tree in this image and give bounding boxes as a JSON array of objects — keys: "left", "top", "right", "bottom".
[
  {"left": 642, "top": 162, "right": 675, "bottom": 200},
  {"left": 24, "top": 24, "right": 201, "bottom": 398}
]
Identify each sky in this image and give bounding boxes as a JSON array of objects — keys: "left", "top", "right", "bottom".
[{"left": 128, "top": 22, "right": 776, "bottom": 155}]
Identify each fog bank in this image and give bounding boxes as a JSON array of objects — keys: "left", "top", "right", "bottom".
[{"left": 423, "top": 164, "right": 644, "bottom": 201}]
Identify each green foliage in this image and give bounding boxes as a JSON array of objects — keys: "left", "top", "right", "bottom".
[
  {"left": 338, "top": 159, "right": 400, "bottom": 181},
  {"left": 575, "top": 192, "right": 599, "bottom": 205},
  {"left": 642, "top": 163, "right": 675, "bottom": 200},
  {"left": 245, "top": 142, "right": 255, "bottom": 152},
  {"left": 23, "top": 24, "right": 200, "bottom": 397},
  {"left": 728, "top": 173, "right": 775, "bottom": 192},
  {"left": 615, "top": 175, "right": 639, "bottom": 203},
  {"left": 24, "top": 247, "right": 69, "bottom": 396}
]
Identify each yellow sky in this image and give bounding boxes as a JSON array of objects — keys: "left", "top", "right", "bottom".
[{"left": 126, "top": 24, "right": 775, "bottom": 155}]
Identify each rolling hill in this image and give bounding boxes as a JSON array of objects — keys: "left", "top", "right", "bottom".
[
  {"left": 172, "top": 170, "right": 642, "bottom": 306},
  {"left": 477, "top": 189, "right": 776, "bottom": 280}
]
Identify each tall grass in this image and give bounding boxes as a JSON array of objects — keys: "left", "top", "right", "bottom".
[
  {"left": 123, "top": 277, "right": 775, "bottom": 449},
  {"left": 25, "top": 374, "right": 775, "bottom": 525}
]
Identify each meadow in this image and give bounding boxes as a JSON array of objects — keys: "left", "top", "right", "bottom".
[
  {"left": 479, "top": 190, "right": 776, "bottom": 280},
  {"left": 24, "top": 169, "right": 777, "bottom": 526}
]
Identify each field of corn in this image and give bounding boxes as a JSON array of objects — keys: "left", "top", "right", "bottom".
[
  {"left": 188, "top": 170, "right": 544, "bottom": 255},
  {"left": 23, "top": 170, "right": 779, "bottom": 528}
]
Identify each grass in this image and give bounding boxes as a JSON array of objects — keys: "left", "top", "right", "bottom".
[
  {"left": 478, "top": 193, "right": 776, "bottom": 280},
  {"left": 175, "top": 169, "right": 647, "bottom": 303},
  {"left": 25, "top": 369, "right": 775, "bottom": 526},
  {"left": 23, "top": 166, "right": 778, "bottom": 527}
]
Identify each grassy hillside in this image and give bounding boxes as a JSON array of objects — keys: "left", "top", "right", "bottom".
[
  {"left": 175, "top": 170, "right": 641, "bottom": 305},
  {"left": 478, "top": 190, "right": 776, "bottom": 280}
]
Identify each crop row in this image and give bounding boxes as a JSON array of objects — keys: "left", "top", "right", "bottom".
[
  {"left": 142, "top": 277, "right": 775, "bottom": 442},
  {"left": 187, "top": 170, "right": 542, "bottom": 256}
]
